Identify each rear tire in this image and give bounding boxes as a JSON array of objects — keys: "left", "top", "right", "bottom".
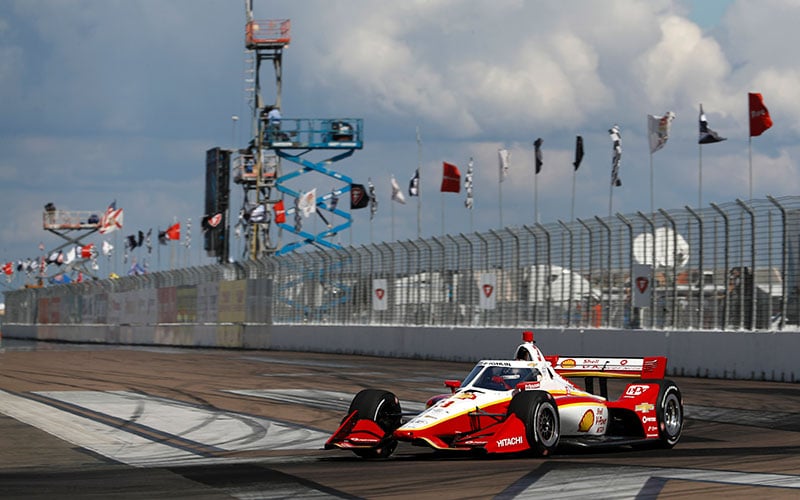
[
  {"left": 654, "top": 381, "right": 683, "bottom": 448},
  {"left": 347, "top": 389, "right": 401, "bottom": 458},
  {"left": 508, "top": 391, "right": 560, "bottom": 456}
]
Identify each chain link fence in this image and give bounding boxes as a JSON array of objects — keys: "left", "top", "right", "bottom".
[{"left": 6, "top": 196, "right": 800, "bottom": 332}]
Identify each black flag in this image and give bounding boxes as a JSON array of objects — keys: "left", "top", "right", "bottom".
[
  {"left": 533, "top": 138, "right": 543, "bottom": 174},
  {"left": 409, "top": 169, "right": 420, "bottom": 196},
  {"left": 573, "top": 136, "right": 584, "bottom": 171},
  {"left": 699, "top": 104, "right": 726, "bottom": 144},
  {"left": 350, "top": 183, "right": 369, "bottom": 209}
]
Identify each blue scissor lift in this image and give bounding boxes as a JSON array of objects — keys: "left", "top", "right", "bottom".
[{"left": 237, "top": 13, "right": 364, "bottom": 258}]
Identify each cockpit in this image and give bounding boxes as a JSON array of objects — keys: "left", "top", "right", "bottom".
[{"left": 461, "top": 364, "right": 542, "bottom": 392}]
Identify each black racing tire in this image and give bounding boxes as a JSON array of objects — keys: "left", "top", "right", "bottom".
[
  {"left": 508, "top": 390, "right": 560, "bottom": 456},
  {"left": 654, "top": 380, "right": 683, "bottom": 448},
  {"left": 347, "top": 389, "right": 401, "bottom": 459}
]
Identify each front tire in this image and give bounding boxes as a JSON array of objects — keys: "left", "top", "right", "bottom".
[
  {"left": 655, "top": 381, "right": 683, "bottom": 448},
  {"left": 508, "top": 391, "right": 560, "bottom": 456},
  {"left": 347, "top": 389, "right": 401, "bottom": 458}
]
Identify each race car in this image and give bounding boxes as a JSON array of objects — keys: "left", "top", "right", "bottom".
[{"left": 325, "top": 331, "right": 683, "bottom": 458}]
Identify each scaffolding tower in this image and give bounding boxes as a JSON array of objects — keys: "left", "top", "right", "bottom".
[{"left": 234, "top": 4, "right": 363, "bottom": 259}]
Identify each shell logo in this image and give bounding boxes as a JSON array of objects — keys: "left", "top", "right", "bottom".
[
  {"left": 561, "top": 359, "right": 577, "bottom": 368},
  {"left": 578, "top": 409, "right": 595, "bottom": 432}
]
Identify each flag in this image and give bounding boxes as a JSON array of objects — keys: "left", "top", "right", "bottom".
[
  {"left": 573, "top": 136, "right": 584, "bottom": 170},
  {"left": 409, "top": 169, "right": 420, "bottom": 197},
  {"left": 329, "top": 191, "right": 339, "bottom": 211},
  {"left": 533, "top": 138, "right": 543, "bottom": 174},
  {"left": 102, "top": 240, "right": 113, "bottom": 256},
  {"left": 390, "top": 176, "right": 406, "bottom": 205},
  {"left": 159, "top": 222, "right": 181, "bottom": 244},
  {"left": 749, "top": 92, "right": 773, "bottom": 137},
  {"left": 465, "top": 157, "right": 474, "bottom": 209},
  {"left": 3, "top": 262, "right": 13, "bottom": 276},
  {"left": 609, "top": 124, "right": 622, "bottom": 187},
  {"left": 126, "top": 234, "right": 138, "bottom": 250},
  {"left": 351, "top": 183, "right": 369, "bottom": 209},
  {"left": 299, "top": 189, "right": 317, "bottom": 218},
  {"left": 648, "top": 111, "right": 676, "bottom": 153},
  {"left": 441, "top": 162, "right": 461, "bottom": 193},
  {"left": 273, "top": 200, "right": 286, "bottom": 223},
  {"left": 202, "top": 213, "right": 223, "bottom": 230},
  {"left": 368, "top": 179, "right": 377, "bottom": 219},
  {"left": 99, "top": 201, "right": 124, "bottom": 234},
  {"left": 498, "top": 149, "right": 510, "bottom": 181},
  {"left": 64, "top": 248, "right": 76, "bottom": 264},
  {"left": 80, "top": 243, "right": 96, "bottom": 259},
  {"left": 699, "top": 104, "right": 726, "bottom": 144}
]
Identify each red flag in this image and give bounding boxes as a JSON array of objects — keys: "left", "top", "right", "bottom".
[
  {"left": 166, "top": 222, "right": 180, "bottom": 241},
  {"left": 441, "top": 162, "right": 461, "bottom": 193},
  {"left": 274, "top": 200, "right": 286, "bottom": 223},
  {"left": 80, "top": 243, "right": 95, "bottom": 259},
  {"left": 3, "top": 262, "right": 13, "bottom": 275},
  {"left": 749, "top": 92, "right": 773, "bottom": 137}
]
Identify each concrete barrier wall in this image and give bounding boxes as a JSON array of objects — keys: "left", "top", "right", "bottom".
[{"left": 3, "top": 322, "right": 797, "bottom": 383}]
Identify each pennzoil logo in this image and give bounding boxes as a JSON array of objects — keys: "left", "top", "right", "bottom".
[
  {"left": 635, "top": 402, "right": 655, "bottom": 413},
  {"left": 454, "top": 392, "right": 477, "bottom": 400},
  {"left": 560, "top": 359, "right": 577, "bottom": 368},
  {"left": 578, "top": 409, "right": 594, "bottom": 432}
]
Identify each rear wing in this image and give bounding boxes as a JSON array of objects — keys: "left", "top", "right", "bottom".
[{"left": 544, "top": 356, "right": 667, "bottom": 379}]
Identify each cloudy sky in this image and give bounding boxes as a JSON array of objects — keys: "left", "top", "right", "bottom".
[{"left": 1, "top": 0, "right": 798, "bottom": 281}]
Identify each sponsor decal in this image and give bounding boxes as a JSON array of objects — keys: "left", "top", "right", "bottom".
[
  {"left": 647, "top": 425, "right": 659, "bottom": 433},
  {"left": 635, "top": 402, "right": 655, "bottom": 413},
  {"left": 375, "top": 288, "right": 385, "bottom": 300},
  {"left": 455, "top": 392, "right": 477, "bottom": 400},
  {"left": 496, "top": 436, "right": 524, "bottom": 447},
  {"left": 578, "top": 410, "right": 595, "bottom": 432},
  {"left": 642, "top": 415, "right": 657, "bottom": 424},
  {"left": 483, "top": 284, "right": 494, "bottom": 298},
  {"left": 561, "top": 359, "right": 576, "bottom": 368},
  {"left": 521, "top": 381, "right": 541, "bottom": 390},
  {"left": 595, "top": 413, "right": 607, "bottom": 427},
  {"left": 625, "top": 384, "right": 651, "bottom": 397}
]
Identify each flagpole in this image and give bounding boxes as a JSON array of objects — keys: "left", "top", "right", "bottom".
[
  {"left": 698, "top": 142, "right": 703, "bottom": 209},
  {"left": 649, "top": 151, "right": 654, "bottom": 216},
  {"left": 571, "top": 169, "right": 576, "bottom": 222},
  {"left": 748, "top": 136, "right": 753, "bottom": 202},
  {"left": 499, "top": 164, "right": 504, "bottom": 228},
  {"left": 534, "top": 154, "right": 539, "bottom": 224},
  {"left": 416, "top": 126, "right": 422, "bottom": 239},
  {"left": 391, "top": 194, "right": 395, "bottom": 241},
  {"left": 441, "top": 191, "right": 445, "bottom": 236}
]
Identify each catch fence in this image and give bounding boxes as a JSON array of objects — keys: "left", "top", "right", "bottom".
[{"left": 6, "top": 196, "right": 800, "bottom": 332}]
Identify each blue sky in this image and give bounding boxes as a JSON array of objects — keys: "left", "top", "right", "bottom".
[{"left": 1, "top": 0, "right": 798, "bottom": 283}]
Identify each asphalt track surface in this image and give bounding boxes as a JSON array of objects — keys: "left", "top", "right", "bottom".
[{"left": 1, "top": 339, "right": 800, "bottom": 499}]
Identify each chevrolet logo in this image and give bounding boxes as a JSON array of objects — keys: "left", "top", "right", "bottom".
[{"left": 635, "top": 402, "right": 655, "bottom": 413}]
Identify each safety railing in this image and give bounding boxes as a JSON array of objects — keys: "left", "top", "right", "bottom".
[{"left": 8, "top": 196, "right": 800, "bottom": 332}]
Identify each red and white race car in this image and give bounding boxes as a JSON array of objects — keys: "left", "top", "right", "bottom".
[{"left": 326, "top": 331, "right": 683, "bottom": 458}]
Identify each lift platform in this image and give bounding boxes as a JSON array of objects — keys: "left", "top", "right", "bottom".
[
  {"left": 245, "top": 19, "right": 290, "bottom": 50},
  {"left": 264, "top": 118, "right": 363, "bottom": 150},
  {"left": 42, "top": 206, "right": 102, "bottom": 279}
]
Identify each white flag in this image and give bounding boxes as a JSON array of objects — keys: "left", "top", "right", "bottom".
[
  {"left": 498, "top": 148, "right": 510, "bottom": 182},
  {"left": 102, "top": 240, "right": 114, "bottom": 256},
  {"left": 299, "top": 189, "right": 317, "bottom": 218},
  {"left": 391, "top": 176, "right": 406, "bottom": 204},
  {"left": 648, "top": 111, "right": 675, "bottom": 154}
]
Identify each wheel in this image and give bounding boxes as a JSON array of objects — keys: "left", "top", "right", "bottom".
[
  {"left": 347, "top": 389, "right": 401, "bottom": 458},
  {"left": 508, "top": 390, "right": 560, "bottom": 456},
  {"left": 655, "top": 380, "right": 683, "bottom": 448}
]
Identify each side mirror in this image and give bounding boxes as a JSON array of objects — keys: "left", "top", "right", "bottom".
[{"left": 444, "top": 379, "right": 461, "bottom": 393}]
